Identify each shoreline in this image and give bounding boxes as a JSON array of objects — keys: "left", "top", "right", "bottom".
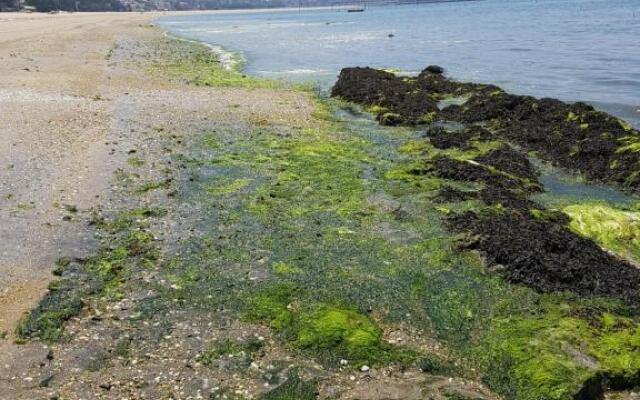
[
  {"left": 161, "top": 31, "right": 243, "bottom": 71},
  {"left": 2, "top": 11, "right": 640, "bottom": 400}
]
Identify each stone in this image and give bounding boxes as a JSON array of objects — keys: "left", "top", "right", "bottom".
[{"left": 425, "top": 65, "right": 444, "bottom": 74}]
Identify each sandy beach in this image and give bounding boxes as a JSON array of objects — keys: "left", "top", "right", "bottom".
[
  {"left": 0, "top": 11, "right": 321, "bottom": 399},
  {"left": 0, "top": 11, "right": 155, "bottom": 396}
]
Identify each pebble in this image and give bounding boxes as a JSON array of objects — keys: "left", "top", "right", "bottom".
[{"left": 360, "top": 365, "right": 370, "bottom": 372}]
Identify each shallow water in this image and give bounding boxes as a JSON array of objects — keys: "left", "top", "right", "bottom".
[
  {"left": 158, "top": 0, "right": 640, "bottom": 128},
  {"left": 529, "top": 158, "right": 637, "bottom": 206}
]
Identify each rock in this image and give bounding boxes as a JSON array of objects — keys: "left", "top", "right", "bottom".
[
  {"left": 340, "top": 359, "right": 348, "bottom": 366},
  {"left": 361, "top": 365, "right": 370, "bottom": 372},
  {"left": 39, "top": 374, "right": 54, "bottom": 388},
  {"left": 99, "top": 382, "right": 112, "bottom": 390},
  {"left": 424, "top": 65, "right": 444, "bottom": 74}
]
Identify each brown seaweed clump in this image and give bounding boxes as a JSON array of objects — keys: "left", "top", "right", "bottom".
[
  {"left": 447, "top": 209, "right": 640, "bottom": 308},
  {"left": 332, "top": 66, "right": 640, "bottom": 193},
  {"left": 331, "top": 67, "right": 439, "bottom": 125}
]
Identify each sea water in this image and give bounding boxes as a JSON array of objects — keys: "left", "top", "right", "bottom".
[{"left": 158, "top": 0, "right": 640, "bottom": 127}]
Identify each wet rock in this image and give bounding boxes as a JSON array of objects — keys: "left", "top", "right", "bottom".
[
  {"left": 379, "top": 112, "right": 404, "bottom": 126},
  {"left": 424, "top": 65, "right": 444, "bottom": 74},
  {"left": 431, "top": 156, "right": 523, "bottom": 190},
  {"left": 436, "top": 187, "right": 477, "bottom": 203},
  {"left": 474, "top": 145, "right": 540, "bottom": 184},
  {"left": 426, "top": 125, "right": 492, "bottom": 150}
]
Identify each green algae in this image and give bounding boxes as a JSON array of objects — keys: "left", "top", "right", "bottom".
[
  {"left": 197, "top": 337, "right": 265, "bottom": 368},
  {"left": 420, "top": 111, "right": 438, "bottom": 124},
  {"left": 134, "top": 179, "right": 171, "bottom": 195},
  {"left": 94, "top": 207, "right": 167, "bottom": 233},
  {"left": 207, "top": 177, "right": 252, "bottom": 195},
  {"left": 478, "top": 296, "right": 640, "bottom": 399},
  {"left": 564, "top": 203, "right": 640, "bottom": 264},
  {"left": 247, "top": 284, "right": 296, "bottom": 331},
  {"left": 15, "top": 290, "right": 83, "bottom": 342},
  {"left": 366, "top": 105, "right": 388, "bottom": 115},
  {"left": 566, "top": 112, "right": 580, "bottom": 122},
  {"left": 26, "top": 36, "right": 640, "bottom": 398},
  {"left": 616, "top": 136, "right": 640, "bottom": 154},
  {"left": 417, "top": 354, "right": 458, "bottom": 375},
  {"left": 249, "top": 128, "right": 369, "bottom": 219},
  {"left": 294, "top": 307, "right": 404, "bottom": 364},
  {"left": 260, "top": 370, "right": 317, "bottom": 400},
  {"left": 148, "top": 38, "right": 277, "bottom": 89},
  {"left": 340, "top": 91, "right": 640, "bottom": 398},
  {"left": 247, "top": 287, "right": 414, "bottom": 366},
  {"left": 380, "top": 112, "right": 403, "bottom": 126},
  {"left": 273, "top": 262, "right": 302, "bottom": 276},
  {"left": 127, "top": 156, "right": 145, "bottom": 167},
  {"left": 17, "top": 205, "right": 162, "bottom": 342},
  {"left": 619, "top": 119, "right": 634, "bottom": 132}
]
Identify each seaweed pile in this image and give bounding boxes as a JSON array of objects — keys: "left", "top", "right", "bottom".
[
  {"left": 331, "top": 67, "right": 440, "bottom": 125},
  {"left": 331, "top": 66, "right": 640, "bottom": 193},
  {"left": 332, "top": 66, "right": 640, "bottom": 308},
  {"left": 407, "top": 123, "right": 640, "bottom": 308},
  {"left": 448, "top": 210, "right": 640, "bottom": 306}
]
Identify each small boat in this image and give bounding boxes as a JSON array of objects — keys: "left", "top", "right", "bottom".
[{"left": 348, "top": 7, "right": 365, "bottom": 12}]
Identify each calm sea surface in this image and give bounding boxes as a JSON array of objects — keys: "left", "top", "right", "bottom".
[{"left": 158, "top": 0, "right": 640, "bottom": 127}]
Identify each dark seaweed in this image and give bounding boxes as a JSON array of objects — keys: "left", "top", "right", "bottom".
[
  {"left": 447, "top": 210, "right": 640, "bottom": 308},
  {"left": 332, "top": 66, "right": 640, "bottom": 193},
  {"left": 331, "top": 67, "right": 438, "bottom": 125}
]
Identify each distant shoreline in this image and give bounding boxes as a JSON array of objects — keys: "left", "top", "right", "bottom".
[{"left": 0, "top": 0, "right": 484, "bottom": 15}]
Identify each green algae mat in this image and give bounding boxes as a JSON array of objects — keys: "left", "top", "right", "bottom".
[{"left": 16, "top": 38, "right": 640, "bottom": 400}]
